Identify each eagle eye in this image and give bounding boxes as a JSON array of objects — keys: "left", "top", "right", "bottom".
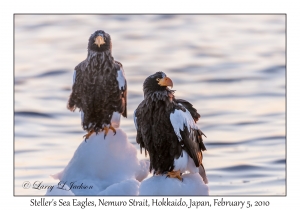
[{"left": 156, "top": 78, "right": 161, "bottom": 81}]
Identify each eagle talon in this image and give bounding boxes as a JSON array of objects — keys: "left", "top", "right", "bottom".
[
  {"left": 166, "top": 170, "right": 182, "bottom": 181},
  {"left": 83, "top": 130, "right": 94, "bottom": 142},
  {"left": 111, "top": 126, "right": 116, "bottom": 135},
  {"left": 103, "top": 125, "right": 116, "bottom": 139}
]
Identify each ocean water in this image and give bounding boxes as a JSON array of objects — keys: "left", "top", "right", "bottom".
[{"left": 14, "top": 14, "right": 286, "bottom": 195}]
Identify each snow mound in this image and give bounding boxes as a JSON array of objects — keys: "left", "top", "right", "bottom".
[
  {"left": 139, "top": 173, "right": 209, "bottom": 195},
  {"left": 135, "top": 159, "right": 150, "bottom": 182},
  {"left": 47, "top": 128, "right": 149, "bottom": 195},
  {"left": 45, "top": 183, "right": 74, "bottom": 196},
  {"left": 97, "top": 179, "right": 140, "bottom": 195}
]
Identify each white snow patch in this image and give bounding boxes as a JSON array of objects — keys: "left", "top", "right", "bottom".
[
  {"left": 135, "top": 159, "right": 150, "bottom": 182},
  {"left": 48, "top": 128, "right": 148, "bottom": 195},
  {"left": 50, "top": 170, "right": 63, "bottom": 180},
  {"left": 139, "top": 173, "right": 209, "bottom": 195},
  {"left": 97, "top": 179, "right": 140, "bottom": 195},
  {"left": 45, "top": 183, "right": 75, "bottom": 196}
]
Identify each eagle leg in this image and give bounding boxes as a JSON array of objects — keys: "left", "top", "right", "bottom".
[
  {"left": 103, "top": 125, "right": 116, "bottom": 139},
  {"left": 166, "top": 170, "right": 183, "bottom": 182},
  {"left": 83, "top": 129, "right": 94, "bottom": 142}
]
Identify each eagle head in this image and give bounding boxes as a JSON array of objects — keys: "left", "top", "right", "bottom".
[
  {"left": 88, "top": 30, "right": 112, "bottom": 52},
  {"left": 143, "top": 72, "right": 173, "bottom": 96}
]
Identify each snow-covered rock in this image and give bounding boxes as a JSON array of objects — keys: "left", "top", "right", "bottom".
[
  {"left": 46, "top": 128, "right": 149, "bottom": 195},
  {"left": 139, "top": 173, "right": 209, "bottom": 195}
]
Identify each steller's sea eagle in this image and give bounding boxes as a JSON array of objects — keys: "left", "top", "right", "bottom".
[
  {"left": 134, "top": 72, "right": 207, "bottom": 183},
  {"left": 67, "top": 30, "right": 127, "bottom": 140}
]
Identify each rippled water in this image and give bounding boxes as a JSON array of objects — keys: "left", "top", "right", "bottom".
[{"left": 14, "top": 14, "right": 286, "bottom": 195}]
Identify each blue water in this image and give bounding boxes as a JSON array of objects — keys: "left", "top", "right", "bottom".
[{"left": 14, "top": 14, "right": 285, "bottom": 195}]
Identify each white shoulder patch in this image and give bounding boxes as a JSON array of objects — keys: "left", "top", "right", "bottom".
[
  {"left": 72, "top": 70, "right": 76, "bottom": 84},
  {"left": 117, "top": 66, "right": 126, "bottom": 90},
  {"left": 133, "top": 109, "right": 138, "bottom": 130},
  {"left": 170, "top": 105, "right": 198, "bottom": 141}
]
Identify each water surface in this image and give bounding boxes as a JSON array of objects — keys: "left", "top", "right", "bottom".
[{"left": 14, "top": 14, "right": 286, "bottom": 195}]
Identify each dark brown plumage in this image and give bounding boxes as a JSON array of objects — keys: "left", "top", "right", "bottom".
[{"left": 67, "top": 30, "right": 127, "bottom": 138}]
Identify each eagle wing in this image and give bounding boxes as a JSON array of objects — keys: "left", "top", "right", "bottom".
[
  {"left": 73, "top": 60, "right": 87, "bottom": 83},
  {"left": 174, "top": 98, "right": 200, "bottom": 122},
  {"left": 115, "top": 61, "right": 127, "bottom": 118},
  {"left": 67, "top": 60, "right": 87, "bottom": 111},
  {"left": 134, "top": 101, "right": 149, "bottom": 157},
  {"left": 170, "top": 105, "right": 208, "bottom": 183}
]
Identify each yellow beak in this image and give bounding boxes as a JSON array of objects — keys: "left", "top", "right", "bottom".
[
  {"left": 158, "top": 76, "right": 173, "bottom": 88},
  {"left": 94, "top": 35, "right": 105, "bottom": 47}
]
